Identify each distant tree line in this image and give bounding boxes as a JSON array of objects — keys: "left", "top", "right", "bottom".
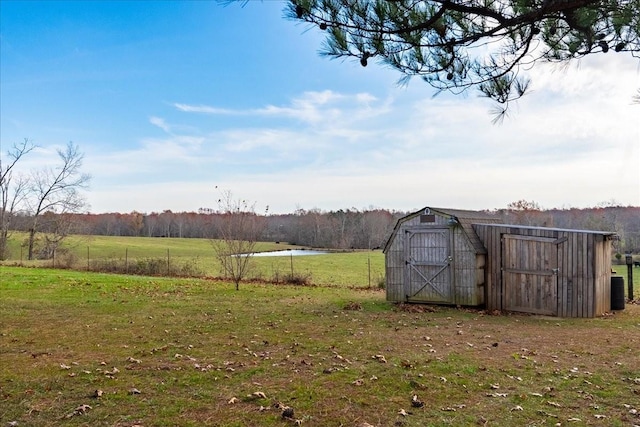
[
  {"left": 3, "top": 202, "right": 638, "bottom": 255},
  {"left": 5, "top": 207, "right": 403, "bottom": 250}
]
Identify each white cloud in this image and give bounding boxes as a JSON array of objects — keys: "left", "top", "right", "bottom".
[
  {"left": 86, "top": 58, "right": 640, "bottom": 214},
  {"left": 149, "top": 116, "right": 170, "bottom": 132},
  {"left": 174, "top": 103, "right": 236, "bottom": 114},
  {"left": 173, "top": 90, "right": 391, "bottom": 127}
]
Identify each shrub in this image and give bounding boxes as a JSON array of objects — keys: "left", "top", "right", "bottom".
[
  {"left": 52, "top": 250, "right": 78, "bottom": 269},
  {"left": 176, "top": 258, "right": 205, "bottom": 277},
  {"left": 271, "top": 270, "right": 312, "bottom": 286},
  {"left": 89, "top": 257, "right": 204, "bottom": 277}
]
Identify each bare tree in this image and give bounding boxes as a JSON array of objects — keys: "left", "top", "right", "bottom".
[
  {"left": 36, "top": 211, "right": 78, "bottom": 261},
  {"left": 503, "top": 199, "right": 555, "bottom": 226},
  {"left": 211, "top": 190, "right": 267, "bottom": 290},
  {"left": 25, "top": 142, "right": 90, "bottom": 260},
  {"left": 0, "top": 139, "right": 35, "bottom": 260}
]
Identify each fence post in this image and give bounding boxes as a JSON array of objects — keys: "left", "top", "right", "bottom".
[
  {"left": 368, "top": 254, "right": 371, "bottom": 288},
  {"left": 626, "top": 254, "right": 634, "bottom": 300},
  {"left": 167, "top": 249, "right": 170, "bottom": 276},
  {"left": 290, "top": 253, "right": 294, "bottom": 277},
  {"left": 125, "top": 248, "right": 128, "bottom": 274},
  {"left": 87, "top": 246, "right": 90, "bottom": 271}
]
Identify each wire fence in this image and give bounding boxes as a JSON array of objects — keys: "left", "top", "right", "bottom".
[{"left": 34, "top": 246, "right": 386, "bottom": 288}]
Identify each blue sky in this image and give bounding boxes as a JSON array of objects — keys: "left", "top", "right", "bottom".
[{"left": 1, "top": 0, "right": 639, "bottom": 214}]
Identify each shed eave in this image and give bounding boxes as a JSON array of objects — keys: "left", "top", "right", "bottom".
[{"left": 476, "top": 223, "right": 618, "bottom": 237}]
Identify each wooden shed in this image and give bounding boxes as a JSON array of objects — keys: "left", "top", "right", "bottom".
[
  {"left": 384, "top": 207, "right": 500, "bottom": 306},
  {"left": 473, "top": 224, "right": 617, "bottom": 318}
]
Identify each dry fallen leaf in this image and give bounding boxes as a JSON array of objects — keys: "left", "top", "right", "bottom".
[
  {"left": 228, "top": 397, "right": 238, "bottom": 404},
  {"left": 411, "top": 395, "right": 424, "bottom": 408},
  {"left": 66, "top": 404, "right": 92, "bottom": 418},
  {"left": 372, "top": 354, "right": 387, "bottom": 363},
  {"left": 251, "top": 391, "right": 267, "bottom": 399},
  {"left": 281, "top": 406, "right": 294, "bottom": 419},
  {"left": 105, "top": 367, "right": 119, "bottom": 375}
]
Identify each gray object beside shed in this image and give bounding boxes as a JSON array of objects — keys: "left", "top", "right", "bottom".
[{"left": 383, "top": 207, "right": 500, "bottom": 306}]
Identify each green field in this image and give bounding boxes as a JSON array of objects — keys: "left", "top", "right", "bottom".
[
  {"left": 1, "top": 266, "right": 639, "bottom": 427},
  {"left": 2, "top": 233, "right": 385, "bottom": 287}
]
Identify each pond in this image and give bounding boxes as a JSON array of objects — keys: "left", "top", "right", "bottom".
[{"left": 250, "top": 249, "right": 331, "bottom": 257}]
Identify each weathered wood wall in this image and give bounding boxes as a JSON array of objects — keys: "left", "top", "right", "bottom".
[
  {"left": 473, "top": 224, "right": 614, "bottom": 318},
  {"left": 385, "top": 210, "right": 488, "bottom": 306},
  {"left": 451, "top": 225, "right": 486, "bottom": 306}
]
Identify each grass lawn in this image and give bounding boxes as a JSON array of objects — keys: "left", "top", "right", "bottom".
[
  {"left": 2, "top": 233, "right": 385, "bottom": 287},
  {"left": 1, "top": 266, "right": 639, "bottom": 427}
]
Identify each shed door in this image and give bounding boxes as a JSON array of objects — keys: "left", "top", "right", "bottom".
[
  {"left": 502, "top": 235, "right": 558, "bottom": 315},
  {"left": 404, "top": 228, "right": 453, "bottom": 303}
]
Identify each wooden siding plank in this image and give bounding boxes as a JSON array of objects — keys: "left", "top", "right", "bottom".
[
  {"left": 576, "top": 233, "right": 583, "bottom": 318},
  {"left": 560, "top": 232, "right": 569, "bottom": 317},
  {"left": 488, "top": 228, "right": 494, "bottom": 310},
  {"left": 569, "top": 232, "right": 577, "bottom": 318},
  {"left": 602, "top": 237, "right": 612, "bottom": 314},
  {"left": 593, "top": 237, "right": 603, "bottom": 315},
  {"left": 496, "top": 226, "right": 505, "bottom": 311},
  {"left": 483, "top": 226, "right": 495, "bottom": 310},
  {"left": 482, "top": 225, "right": 494, "bottom": 311},
  {"left": 586, "top": 235, "right": 594, "bottom": 318}
]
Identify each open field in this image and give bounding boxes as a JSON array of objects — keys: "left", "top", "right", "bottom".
[
  {"left": 1, "top": 266, "right": 639, "bottom": 427},
  {"left": 1, "top": 233, "right": 385, "bottom": 287}
]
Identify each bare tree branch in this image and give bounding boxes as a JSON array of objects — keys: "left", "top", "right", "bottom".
[
  {"left": 211, "top": 189, "right": 267, "bottom": 290},
  {"left": 0, "top": 139, "right": 36, "bottom": 260},
  {"left": 25, "top": 142, "right": 91, "bottom": 260}
]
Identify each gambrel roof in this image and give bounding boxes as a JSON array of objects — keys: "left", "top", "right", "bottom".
[{"left": 383, "top": 207, "right": 500, "bottom": 254}]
